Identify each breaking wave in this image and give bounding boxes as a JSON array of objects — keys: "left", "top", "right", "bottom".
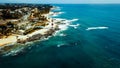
[
  {"left": 59, "top": 33, "right": 67, "bottom": 36},
  {"left": 86, "top": 26, "right": 109, "bottom": 31},
  {"left": 69, "top": 24, "right": 80, "bottom": 29},
  {"left": 57, "top": 43, "right": 66, "bottom": 47},
  {"left": 70, "top": 19, "right": 79, "bottom": 22}
]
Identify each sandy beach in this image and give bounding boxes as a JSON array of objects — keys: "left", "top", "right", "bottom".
[{"left": 0, "top": 36, "right": 17, "bottom": 46}]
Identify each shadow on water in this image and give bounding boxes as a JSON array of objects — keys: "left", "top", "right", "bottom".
[{"left": 0, "top": 45, "right": 94, "bottom": 68}]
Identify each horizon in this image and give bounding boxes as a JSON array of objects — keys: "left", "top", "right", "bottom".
[
  {"left": 0, "top": 0, "right": 120, "bottom": 4},
  {"left": 0, "top": 3, "right": 120, "bottom": 4}
]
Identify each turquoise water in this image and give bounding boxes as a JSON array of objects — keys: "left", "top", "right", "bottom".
[{"left": 0, "top": 4, "right": 120, "bottom": 68}]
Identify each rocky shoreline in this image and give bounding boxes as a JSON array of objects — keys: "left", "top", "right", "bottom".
[
  {"left": 17, "top": 27, "right": 59, "bottom": 44},
  {"left": 0, "top": 20, "right": 65, "bottom": 56},
  {"left": 0, "top": 4, "right": 78, "bottom": 56}
]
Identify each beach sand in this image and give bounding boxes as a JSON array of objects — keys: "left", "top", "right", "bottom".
[{"left": 0, "top": 36, "right": 17, "bottom": 46}]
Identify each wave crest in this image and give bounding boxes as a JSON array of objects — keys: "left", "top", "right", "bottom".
[
  {"left": 69, "top": 24, "right": 80, "bottom": 29},
  {"left": 86, "top": 26, "right": 108, "bottom": 31}
]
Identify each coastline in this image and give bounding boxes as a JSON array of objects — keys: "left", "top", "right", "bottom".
[{"left": 0, "top": 8, "right": 74, "bottom": 55}]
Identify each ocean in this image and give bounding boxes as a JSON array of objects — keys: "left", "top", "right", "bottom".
[{"left": 0, "top": 4, "right": 120, "bottom": 68}]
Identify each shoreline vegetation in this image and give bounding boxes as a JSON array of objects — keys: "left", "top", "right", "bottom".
[{"left": 0, "top": 4, "right": 75, "bottom": 56}]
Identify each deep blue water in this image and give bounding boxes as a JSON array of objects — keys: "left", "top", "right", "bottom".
[{"left": 0, "top": 4, "right": 120, "bottom": 68}]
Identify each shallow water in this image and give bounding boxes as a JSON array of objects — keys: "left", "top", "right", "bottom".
[{"left": 0, "top": 4, "right": 120, "bottom": 68}]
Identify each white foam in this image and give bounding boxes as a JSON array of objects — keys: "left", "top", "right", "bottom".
[
  {"left": 70, "top": 19, "right": 79, "bottom": 22},
  {"left": 3, "top": 47, "right": 24, "bottom": 56},
  {"left": 57, "top": 12, "right": 65, "bottom": 15},
  {"left": 53, "top": 18, "right": 78, "bottom": 23},
  {"left": 53, "top": 18, "right": 70, "bottom": 31},
  {"left": 69, "top": 24, "right": 80, "bottom": 29},
  {"left": 51, "top": 6, "right": 61, "bottom": 11},
  {"left": 57, "top": 44, "right": 65, "bottom": 47},
  {"left": 59, "top": 33, "right": 67, "bottom": 36},
  {"left": 86, "top": 26, "right": 108, "bottom": 31},
  {"left": 49, "top": 11, "right": 64, "bottom": 17},
  {"left": 52, "top": 12, "right": 64, "bottom": 17},
  {"left": 55, "top": 18, "right": 79, "bottom": 31},
  {"left": 59, "top": 25, "right": 68, "bottom": 31}
]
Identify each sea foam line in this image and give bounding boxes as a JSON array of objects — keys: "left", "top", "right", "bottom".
[
  {"left": 70, "top": 19, "right": 79, "bottom": 22},
  {"left": 69, "top": 24, "right": 80, "bottom": 29},
  {"left": 86, "top": 26, "right": 108, "bottom": 31}
]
